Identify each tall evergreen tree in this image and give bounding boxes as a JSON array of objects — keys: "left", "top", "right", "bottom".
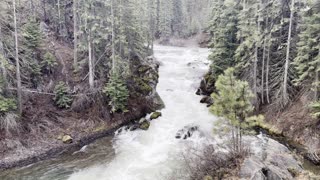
[{"left": 293, "top": 1, "right": 320, "bottom": 99}]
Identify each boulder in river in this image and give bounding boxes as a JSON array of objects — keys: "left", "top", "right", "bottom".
[
  {"left": 62, "top": 135, "right": 73, "bottom": 144},
  {"left": 175, "top": 125, "right": 199, "bottom": 139},
  {"left": 150, "top": 112, "right": 162, "bottom": 120},
  {"left": 196, "top": 88, "right": 202, "bottom": 95},
  {"left": 139, "top": 120, "right": 150, "bottom": 130},
  {"left": 198, "top": 71, "right": 216, "bottom": 96},
  {"left": 200, "top": 96, "right": 214, "bottom": 106}
]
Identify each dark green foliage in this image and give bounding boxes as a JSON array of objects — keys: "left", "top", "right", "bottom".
[
  {"left": 29, "top": 61, "right": 42, "bottom": 88},
  {"left": 103, "top": 73, "right": 129, "bottom": 113},
  {"left": 22, "top": 20, "right": 43, "bottom": 88},
  {"left": 134, "top": 77, "right": 153, "bottom": 95},
  {"left": 293, "top": 5, "right": 320, "bottom": 97},
  {"left": 42, "top": 52, "right": 58, "bottom": 74},
  {"left": 0, "top": 96, "right": 16, "bottom": 115},
  {"left": 53, "top": 82, "right": 73, "bottom": 109},
  {"left": 208, "top": 0, "right": 238, "bottom": 83},
  {"left": 22, "top": 20, "right": 42, "bottom": 50}
]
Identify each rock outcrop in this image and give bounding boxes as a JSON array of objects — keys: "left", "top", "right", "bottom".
[
  {"left": 240, "top": 136, "right": 303, "bottom": 180},
  {"left": 200, "top": 96, "right": 214, "bottom": 107}
]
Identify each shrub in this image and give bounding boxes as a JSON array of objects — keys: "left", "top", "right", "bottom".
[
  {"left": 310, "top": 101, "right": 320, "bottom": 118},
  {"left": 103, "top": 73, "right": 129, "bottom": 113},
  {"left": 42, "top": 52, "right": 58, "bottom": 74},
  {"left": 169, "top": 145, "right": 244, "bottom": 180},
  {"left": 0, "top": 113, "right": 20, "bottom": 135},
  {"left": 0, "top": 96, "right": 17, "bottom": 114},
  {"left": 0, "top": 96, "right": 19, "bottom": 135},
  {"left": 53, "top": 82, "right": 73, "bottom": 109}
]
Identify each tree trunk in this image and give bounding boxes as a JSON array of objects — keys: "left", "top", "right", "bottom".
[
  {"left": 0, "top": 25, "right": 8, "bottom": 93},
  {"left": 282, "top": 0, "right": 294, "bottom": 106},
  {"left": 266, "top": 41, "right": 271, "bottom": 104},
  {"left": 13, "top": 0, "right": 22, "bottom": 115},
  {"left": 111, "top": 0, "right": 116, "bottom": 73},
  {"left": 261, "top": 38, "right": 266, "bottom": 104},
  {"left": 232, "top": 127, "right": 236, "bottom": 153},
  {"left": 253, "top": 3, "right": 260, "bottom": 107},
  {"left": 57, "top": 0, "right": 62, "bottom": 33},
  {"left": 73, "top": 0, "right": 78, "bottom": 70},
  {"left": 315, "top": 64, "right": 319, "bottom": 100},
  {"left": 315, "top": 48, "right": 320, "bottom": 100},
  {"left": 88, "top": 31, "right": 94, "bottom": 89},
  {"left": 155, "top": 0, "right": 160, "bottom": 39},
  {"left": 43, "top": 0, "right": 47, "bottom": 21}
]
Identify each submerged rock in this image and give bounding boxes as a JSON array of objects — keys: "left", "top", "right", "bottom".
[
  {"left": 62, "top": 135, "right": 73, "bottom": 144},
  {"left": 130, "top": 124, "right": 139, "bottom": 131},
  {"left": 150, "top": 112, "right": 162, "bottom": 120}
]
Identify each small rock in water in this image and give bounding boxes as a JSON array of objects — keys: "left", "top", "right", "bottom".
[
  {"left": 130, "top": 124, "right": 139, "bottom": 131},
  {"left": 62, "top": 135, "right": 73, "bottom": 144},
  {"left": 196, "top": 88, "right": 202, "bottom": 95},
  {"left": 150, "top": 112, "right": 162, "bottom": 120},
  {"left": 139, "top": 121, "right": 150, "bottom": 130},
  {"left": 125, "top": 126, "right": 130, "bottom": 131},
  {"left": 139, "top": 118, "right": 147, "bottom": 124},
  {"left": 200, "top": 96, "right": 214, "bottom": 106},
  {"left": 116, "top": 128, "right": 123, "bottom": 134}
]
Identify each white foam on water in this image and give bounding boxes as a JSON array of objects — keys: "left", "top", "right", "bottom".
[{"left": 68, "top": 45, "right": 218, "bottom": 180}]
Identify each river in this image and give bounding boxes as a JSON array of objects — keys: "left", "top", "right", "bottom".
[{"left": 0, "top": 45, "right": 215, "bottom": 180}]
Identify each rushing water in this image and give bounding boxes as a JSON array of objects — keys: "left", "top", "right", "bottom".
[
  {"left": 68, "top": 45, "right": 215, "bottom": 180},
  {"left": 0, "top": 45, "right": 216, "bottom": 180}
]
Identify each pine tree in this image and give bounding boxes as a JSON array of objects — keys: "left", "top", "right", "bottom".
[
  {"left": 103, "top": 72, "right": 129, "bottom": 113},
  {"left": 208, "top": 0, "right": 238, "bottom": 83},
  {"left": 293, "top": 2, "right": 320, "bottom": 99},
  {"left": 22, "top": 20, "right": 43, "bottom": 88},
  {"left": 210, "top": 68, "right": 263, "bottom": 153}
]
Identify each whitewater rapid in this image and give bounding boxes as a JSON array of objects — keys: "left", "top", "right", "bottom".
[{"left": 68, "top": 45, "right": 217, "bottom": 180}]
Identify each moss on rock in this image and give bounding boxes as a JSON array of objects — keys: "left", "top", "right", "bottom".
[
  {"left": 134, "top": 77, "right": 153, "bottom": 95},
  {"left": 138, "top": 65, "right": 151, "bottom": 74},
  {"left": 139, "top": 121, "right": 150, "bottom": 130},
  {"left": 150, "top": 112, "right": 162, "bottom": 120}
]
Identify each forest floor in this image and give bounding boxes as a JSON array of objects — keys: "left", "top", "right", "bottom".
[{"left": 262, "top": 95, "right": 320, "bottom": 165}]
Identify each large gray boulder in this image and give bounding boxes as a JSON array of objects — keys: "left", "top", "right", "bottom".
[{"left": 240, "top": 137, "right": 303, "bottom": 180}]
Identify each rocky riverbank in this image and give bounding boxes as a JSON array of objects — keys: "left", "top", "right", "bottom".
[
  {"left": 197, "top": 71, "right": 320, "bottom": 178},
  {"left": 0, "top": 56, "right": 164, "bottom": 170}
]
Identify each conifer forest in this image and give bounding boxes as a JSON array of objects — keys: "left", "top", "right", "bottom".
[{"left": 0, "top": 0, "right": 319, "bottom": 179}]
